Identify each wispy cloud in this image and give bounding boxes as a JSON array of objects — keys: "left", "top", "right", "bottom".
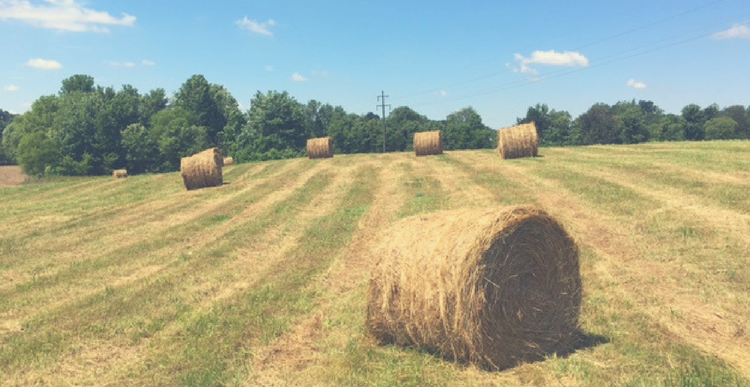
[
  {"left": 311, "top": 70, "right": 329, "bottom": 79},
  {"left": 437, "top": 90, "right": 447, "bottom": 98},
  {"left": 27, "top": 58, "right": 62, "bottom": 70},
  {"left": 236, "top": 17, "right": 275, "bottom": 36},
  {"left": 291, "top": 72, "right": 307, "bottom": 82},
  {"left": 265, "top": 65, "right": 274, "bottom": 71},
  {"left": 3, "top": 84, "right": 20, "bottom": 92},
  {"left": 513, "top": 50, "right": 589, "bottom": 74},
  {"left": 712, "top": 24, "right": 750, "bottom": 40},
  {"left": 627, "top": 79, "right": 647, "bottom": 89},
  {"left": 106, "top": 61, "right": 136, "bottom": 68},
  {"left": 0, "top": 0, "right": 135, "bottom": 32},
  {"left": 142, "top": 59, "right": 155, "bottom": 66}
]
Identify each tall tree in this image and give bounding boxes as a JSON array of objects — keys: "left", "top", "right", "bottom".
[
  {"left": 242, "top": 90, "right": 307, "bottom": 154},
  {"left": 175, "top": 75, "right": 226, "bottom": 145},
  {"left": 681, "top": 104, "right": 705, "bottom": 141},
  {"left": 517, "top": 104, "right": 550, "bottom": 142},
  {"left": 722, "top": 105, "right": 749, "bottom": 139},
  {"left": 445, "top": 107, "right": 492, "bottom": 149},
  {"left": 704, "top": 116, "right": 738, "bottom": 140},
  {"left": 576, "top": 103, "right": 620, "bottom": 145},
  {"left": 60, "top": 74, "right": 95, "bottom": 94}
]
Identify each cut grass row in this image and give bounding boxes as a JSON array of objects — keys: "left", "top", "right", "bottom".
[{"left": 1, "top": 141, "right": 749, "bottom": 386}]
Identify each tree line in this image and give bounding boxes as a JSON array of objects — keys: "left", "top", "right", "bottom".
[
  {"left": 0, "top": 73, "right": 747, "bottom": 177},
  {"left": 0, "top": 74, "right": 495, "bottom": 176},
  {"left": 518, "top": 100, "right": 749, "bottom": 147}
]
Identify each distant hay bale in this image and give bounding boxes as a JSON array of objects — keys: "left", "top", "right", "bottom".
[
  {"left": 414, "top": 130, "right": 443, "bottom": 156},
  {"left": 307, "top": 137, "right": 334, "bottom": 159},
  {"left": 112, "top": 169, "right": 128, "bottom": 179},
  {"left": 223, "top": 156, "right": 234, "bottom": 166},
  {"left": 366, "top": 205, "right": 581, "bottom": 370},
  {"left": 180, "top": 148, "right": 223, "bottom": 191},
  {"left": 497, "top": 122, "right": 539, "bottom": 159}
]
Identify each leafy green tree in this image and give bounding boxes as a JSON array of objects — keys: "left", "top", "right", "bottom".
[
  {"left": 445, "top": 107, "right": 493, "bottom": 150},
  {"left": 0, "top": 109, "right": 15, "bottom": 164},
  {"left": 47, "top": 91, "right": 107, "bottom": 175},
  {"left": 656, "top": 114, "right": 685, "bottom": 141},
  {"left": 322, "top": 106, "right": 355, "bottom": 154},
  {"left": 210, "top": 84, "right": 246, "bottom": 155},
  {"left": 613, "top": 102, "right": 649, "bottom": 144},
  {"left": 704, "top": 116, "right": 738, "bottom": 140},
  {"left": 16, "top": 131, "right": 60, "bottom": 176},
  {"left": 576, "top": 103, "right": 620, "bottom": 145},
  {"left": 517, "top": 103, "right": 573, "bottom": 146},
  {"left": 387, "top": 106, "right": 430, "bottom": 151},
  {"left": 721, "top": 105, "right": 749, "bottom": 139},
  {"left": 681, "top": 104, "right": 705, "bottom": 140},
  {"left": 60, "top": 74, "right": 95, "bottom": 94},
  {"left": 121, "top": 123, "right": 159, "bottom": 174},
  {"left": 175, "top": 75, "right": 226, "bottom": 145},
  {"left": 139, "top": 89, "right": 168, "bottom": 126},
  {"left": 517, "top": 104, "right": 550, "bottom": 141},
  {"left": 545, "top": 110, "right": 572, "bottom": 146},
  {"left": 1, "top": 96, "right": 60, "bottom": 163},
  {"left": 242, "top": 90, "right": 307, "bottom": 154},
  {"left": 150, "top": 107, "right": 207, "bottom": 171}
]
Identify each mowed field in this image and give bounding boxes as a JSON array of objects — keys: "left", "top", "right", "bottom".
[{"left": 1, "top": 141, "right": 749, "bottom": 386}]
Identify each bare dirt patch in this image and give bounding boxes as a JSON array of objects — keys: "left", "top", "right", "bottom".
[{"left": 0, "top": 165, "right": 26, "bottom": 188}]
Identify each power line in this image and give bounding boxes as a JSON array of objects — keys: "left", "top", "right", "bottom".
[
  {"left": 405, "top": 10, "right": 750, "bottom": 109},
  {"left": 377, "top": 91, "right": 391, "bottom": 153},
  {"left": 391, "top": 0, "right": 738, "bottom": 106}
]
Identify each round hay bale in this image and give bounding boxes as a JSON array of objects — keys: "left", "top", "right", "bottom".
[
  {"left": 223, "top": 156, "right": 234, "bottom": 166},
  {"left": 414, "top": 130, "right": 443, "bottom": 156},
  {"left": 112, "top": 169, "right": 128, "bottom": 179},
  {"left": 307, "top": 137, "right": 334, "bottom": 159},
  {"left": 497, "top": 122, "right": 539, "bottom": 159},
  {"left": 366, "top": 205, "right": 581, "bottom": 370},
  {"left": 180, "top": 147, "right": 223, "bottom": 191}
]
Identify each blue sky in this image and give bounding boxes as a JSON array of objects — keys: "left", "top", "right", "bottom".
[{"left": 1, "top": 0, "right": 748, "bottom": 129}]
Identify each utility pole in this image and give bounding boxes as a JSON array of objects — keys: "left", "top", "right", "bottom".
[{"left": 377, "top": 91, "right": 390, "bottom": 153}]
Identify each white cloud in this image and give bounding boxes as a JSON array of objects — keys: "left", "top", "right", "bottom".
[
  {"left": 0, "top": 0, "right": 136, "bottom": 32},
  {"left": 437, "top": 90, "right": 447, "bottom": 98},
  {"left": 142, "top": 59, "right": 154, "bottom": 66},
  {"left": 291, "top": 72, "right": 307, "bottom": 82},
  {"left": 3, "top": 84, "right": 20, "bottom": 92},
  {"left": 712, "top": 24, "right": 750, "bottom": 40},
  {"left": 265, "top": 65, "right": 274, "bottom": 71},
  {"left": 513, "top": 50, "right": 589, "bottom": 74},
  {"left": 27, "top": 58, "right": 62, "bottom": 70},
  {"left": 106, "top": 61, "right": 136, "bottom": 68},
  {"left": 312, "top": 70, "right": 329, "bottom": 78},
  {"left": 236, "top": 17, "right": 275, "bottom": 36},
  {"left": 627, "top": 79, "right": 647, "bottom": 89}
]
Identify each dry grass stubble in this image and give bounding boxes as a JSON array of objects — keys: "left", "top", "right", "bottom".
[
  {"left": 247, "top": 155, "right": 405, "bottom": 386},
  {"left": 497, "top": 161, "right": 750, "bottom": 379}
]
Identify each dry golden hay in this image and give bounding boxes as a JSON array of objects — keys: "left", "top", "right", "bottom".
[
  {"left": 223, "top": 156, "right": 234, "bottom": 166},
  {"left": 112, "top": 169, "right": 128, "bottom": 179},
  {"left": 366, "top": 205, "right": 581, "bottom": 370},
  {"left": 414, "top": 130, "right": 443, "bottom": 156},
  {"left": 497, "top": 122, "right": 539, "bottom": 159},
  {"left": 180, "top": 147, "right": 223, "bottom": 191},
  {"left": 307, "top": 137, "right": 334, "bottom": 159}
]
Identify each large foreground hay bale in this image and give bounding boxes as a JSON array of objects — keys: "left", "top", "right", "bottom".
[
  {"left": 180, "top": 148, "right": 223, "bottom": 190},
  {"left": 414, "top": 130, "right": 443, "bottom": 156},
  {"left": 497, "top": 122, "right": 539, "bottom": 159},
  {"left": 112, "top": 169, "right": 128, "bottom": 179},
  {"left": 223, "top": 156, "right": 234, "bottom": 166},
  {"left": 366, "top": 205, "right": 581, "bottom": 370},
  {"left": 307, "top": 137, "right": 334, "bottom": 159}
]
